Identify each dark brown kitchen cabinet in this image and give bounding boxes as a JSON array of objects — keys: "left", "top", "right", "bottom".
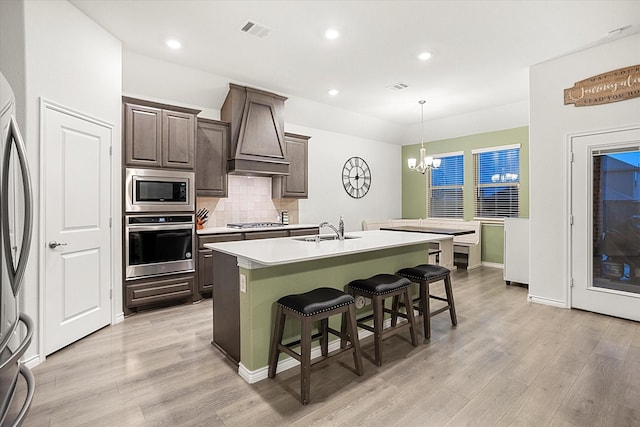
[
  {"left": 124, "top": 102, "right": 161, "bottom": 167},
  {"left": 197, "top": 233, "right": 243, "bottom": 297},
  {"left": 123, "top": 97, "right": 199, "bottom": 170},
  {"left": 124, "top": 273, "right": 195, "bottom": 316},
  {"left": 272, "top": 133, "right": 310, "bottom": 198},
  {"left": 243, "top": 230, "right": 288, "bottom": 240},
  {"left": 288, "top": 227, "right": 319, "bottom": 237},
  {"left": 196, "top": 118, "right": 229, "bottom": 197},
  {"left": 198, "top": 249, "right": 214, "bottom": 294}
]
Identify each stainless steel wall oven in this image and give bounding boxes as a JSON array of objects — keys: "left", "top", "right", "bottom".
[
  {"left": 125, "top": 168, "right": 195, "bottom": 213},
  {"left": 125, "top": 214, "right": 195, "bottom": 280}
]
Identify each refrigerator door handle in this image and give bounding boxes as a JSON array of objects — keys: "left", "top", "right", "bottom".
[{"left": 1, "top": 115, "right": 33, "bottom": 296}]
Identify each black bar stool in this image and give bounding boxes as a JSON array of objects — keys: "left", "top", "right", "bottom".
[
  {"left": 268, "top": 287, "right": 364, "bottom": 405},
  {"left": 396, "top": 264, "right": 457, "bottom": 339},
  {"left": 345, "top": 274, "right": 418, "bottom": 366}
]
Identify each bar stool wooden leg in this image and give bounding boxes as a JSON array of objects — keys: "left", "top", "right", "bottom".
[
  {"left": 444, "top": 275, "right": 457, "bottom": 326},
  {"left": 390, "top": 295, "right": 400, "bottom": 327},
  {"left": 268, "top": 305, "right": 285, "bottom": 378},
  {"left": 345, "top": 304, "right": 364, "bottom": 375},
  {"left": 300, "top": 317, "right": 312, "bottom": 405},
  {"left": 402, "top": 288, "right": 418, "bottom": 346},
  {"left": 420, "top": 281, "right": 431, "bottom": 340},
  {"left": 340, "top": 311, "right": 348, "bottom": 349},
  {"left": 320, "top": 318, "right": 329, "bottom": 357},
  {"left": 372, "top": 295, "right": 384, "bottom": 366}
]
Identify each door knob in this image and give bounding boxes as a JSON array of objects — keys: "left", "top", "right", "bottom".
[{"left": 48, "top": 241, "right": 68, "bottom": 249}]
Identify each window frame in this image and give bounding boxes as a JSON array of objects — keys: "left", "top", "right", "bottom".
[
  {"left": 426, "top": 151, "right": 464, "bottom": 219},
  {"left": 472, "top": 144, "right": 521, "bottom": 221}
]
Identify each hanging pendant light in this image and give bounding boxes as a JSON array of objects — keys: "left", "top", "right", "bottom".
[{"left": 407, "top": 100, "right": 440, "bottom": 174}]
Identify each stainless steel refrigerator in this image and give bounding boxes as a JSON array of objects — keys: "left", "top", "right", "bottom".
[{"left": 0, "top": 71, "right": 35, "bottom": 426}]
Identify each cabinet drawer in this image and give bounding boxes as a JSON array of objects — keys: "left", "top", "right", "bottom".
[
  {"left": 126, "top": 274, "right": 194, "bottom": 308},
  {"left": 243, "top": 230, "right": 288, "bottom": 240},
  {"left": 288, "top": 227, "right": 319, "bottom": 237},
  {"left": 198, "top": 233, "right": 243, "bottom": 247}
]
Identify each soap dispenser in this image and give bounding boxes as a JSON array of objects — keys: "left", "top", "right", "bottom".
[{"left": 338, "top": 215, "right": 344, "bottom": 240}]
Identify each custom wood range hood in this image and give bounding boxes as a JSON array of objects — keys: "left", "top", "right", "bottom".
[{"left": 221, "top": 83, "right": 289, "bottom": 176}]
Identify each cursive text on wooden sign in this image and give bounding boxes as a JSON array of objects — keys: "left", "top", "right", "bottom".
[{"left": 564, "top": 64, "right": 640, "bottom": 107}]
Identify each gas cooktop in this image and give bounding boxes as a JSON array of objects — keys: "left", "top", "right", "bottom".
[{"left": 227, "top": 222, "right": 285, "bottom": 229}]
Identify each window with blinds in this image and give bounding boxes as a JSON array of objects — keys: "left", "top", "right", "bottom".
[
  {"left": 473, "top": 145, "right": 520, "bottom": 218},
  {"left": 427, "top": 152, "right": 464, "bottom": 218}
]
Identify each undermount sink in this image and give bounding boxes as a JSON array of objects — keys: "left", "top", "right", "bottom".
[{"left": 294, "top": 235, "right": 361, "bottom": 242}]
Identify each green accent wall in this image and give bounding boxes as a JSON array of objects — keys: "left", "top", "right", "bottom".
[
  {"left": 401, "top": 126, "right": 529, "bottom": 264},
  {"left": 481, "top": 224, "right": 505, "bottom": 264},
  {"left": 239, "top": 244, "right": 430, "bottom": 371}
]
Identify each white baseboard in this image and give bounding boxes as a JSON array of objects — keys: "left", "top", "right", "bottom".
[
  {"left": 480, "top": 261, "right": 503, "bottom": 269},
  {"left": 23, "top": 354, "right": 43, "bottom": 369},
  {"left": 237, "top": 318, "right": 400, "bottom": 384},
  {"left": 527, "top": 294, "right": 568, "bottom": 308},
  {"left": 114, "top": 312, "right": 125, "bottom": 324}
]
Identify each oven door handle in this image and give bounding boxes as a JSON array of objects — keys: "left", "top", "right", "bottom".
[{"left": 127, "top": 223, "right": 194, "bottom": 232}]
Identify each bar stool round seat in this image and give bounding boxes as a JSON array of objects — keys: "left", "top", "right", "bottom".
[
  {"left": 396, "top": 264, "right": 457, "bottom": 340},
  {"left": 345, "top": 274, "right": 418, "bottom": 366},
  {"left": 268, "top": 287, "right": 364, "bottom": 405}
]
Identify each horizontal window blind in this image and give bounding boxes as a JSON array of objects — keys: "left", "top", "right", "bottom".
[
  {"left": 474, "top": 146, "right": 520, "bottom": 218},
  {"left": 428, "top": 153, "right": 464, "bottom": 218}
]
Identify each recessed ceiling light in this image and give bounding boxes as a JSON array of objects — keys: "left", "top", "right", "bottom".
[
  {"left": 325, "top": 28, "right": 339, "bottom": 40},
  {"left": 418, "top": 51, "right": 432, "bottom": 61},
  {"left": 328, "top": 89, "right": 339, "bottom": 96},
  {"left": 166, "top": 39, "right": 182, "bottom": 50}
]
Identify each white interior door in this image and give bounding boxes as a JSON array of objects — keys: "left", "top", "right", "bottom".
[
  {"left": 570, "top": 126, "right": 640, "bottom": 321},
  {"left": 43, "top": 103, "right": 112, "bottom": 355}
]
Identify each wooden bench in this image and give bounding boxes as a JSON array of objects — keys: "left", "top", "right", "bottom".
[{"left": 363, "top": 219, "right": 481, "bottom": 269}]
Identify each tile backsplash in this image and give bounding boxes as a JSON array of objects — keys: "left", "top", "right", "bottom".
[{"left": 197, "top": 175, "right": 299, "bottom": 227}]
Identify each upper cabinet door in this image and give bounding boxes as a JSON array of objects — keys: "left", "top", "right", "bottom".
[
  {"left": 162, "top": 110, "right": 195, "bottom": 169},
  {"left": 282, "top": 133, "right": 309, "bottom": 197},
  {"left": 123, "top": 97, "right": 200, "bottom": 170},
  {"left": 196, "top": 119, "right": 228, "bottom": 197},
  {"left": 124, "top": 103, "right": 162, "bottom": 167},
  {"left": 273, "top": 133, "right": 310, "bottom": 198}
]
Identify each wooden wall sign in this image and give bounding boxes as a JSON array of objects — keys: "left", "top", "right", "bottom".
[{"left": 564, "top": 64, "right": 640, "bottom": 107}]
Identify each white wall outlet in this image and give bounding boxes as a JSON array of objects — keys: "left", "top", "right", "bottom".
[
  {"left": 240, "top": 273, "right": 247, "bottom": 293},
  {"left": 355, "top": 296, "right": 371, "bottom": 309}
]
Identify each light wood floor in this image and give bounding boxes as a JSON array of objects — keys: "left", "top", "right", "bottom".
[{"left": 11, "top": 266, "right": 640, "bottom": 426}]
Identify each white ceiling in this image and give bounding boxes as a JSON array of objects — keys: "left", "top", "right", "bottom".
[{"left": 70, "top": 0, "right": 640, "bottom": 127}]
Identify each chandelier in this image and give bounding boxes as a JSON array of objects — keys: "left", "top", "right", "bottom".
[{"left": 407, "top": 100, "right": 440, "bottom": 174}]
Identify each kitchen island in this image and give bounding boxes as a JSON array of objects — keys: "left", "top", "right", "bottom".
[{"left": 205, "top": 229, "right": 451, "bottom": 383}]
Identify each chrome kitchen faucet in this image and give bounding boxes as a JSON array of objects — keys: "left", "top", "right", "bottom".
[{"left": 319, "top": 216, "right": 345, "bottom": 240}]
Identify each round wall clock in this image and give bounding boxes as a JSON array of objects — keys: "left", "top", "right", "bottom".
[{"left": 342, "top": 156, "right": 371, "bottom": 199}]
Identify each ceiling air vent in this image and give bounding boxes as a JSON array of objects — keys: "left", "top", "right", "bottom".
[
  {"left": 386, "top": 82, "right": 409, "bottom": 91},
  {"left": 240, "top": 21, "right": 271, "bottom": 38}
]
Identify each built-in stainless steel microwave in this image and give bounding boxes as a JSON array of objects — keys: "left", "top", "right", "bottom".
[{"left": 125, "top": 168, "right": 195, "bottom": 213}]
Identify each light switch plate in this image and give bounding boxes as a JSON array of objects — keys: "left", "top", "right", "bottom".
[{"left": 240, "top": 274, "right": 247, "bottom": 293}]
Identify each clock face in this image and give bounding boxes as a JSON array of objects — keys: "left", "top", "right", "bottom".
[{"left": 342, "top": 156, "right": 371, "bottom": 199}]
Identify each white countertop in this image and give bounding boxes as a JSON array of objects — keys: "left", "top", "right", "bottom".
[
  {"left": 197, "top": 223, "right": 318, "bottom": 235},
  {"left": 204, "top": 229, "right": 451, "bottom": 268}
]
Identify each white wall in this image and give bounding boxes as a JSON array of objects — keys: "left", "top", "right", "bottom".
[
  {"left": 17, "top": 0, "right": 122, "bottom": 362},
  {"left": 123, "top": 51, "right": 403, "bottom": 231},
  {"left": 529, "top": 33, "right": 640, "bottom": 306},
  {"left": 288, "top": 124, "right": 401, "bottom": 231}
]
